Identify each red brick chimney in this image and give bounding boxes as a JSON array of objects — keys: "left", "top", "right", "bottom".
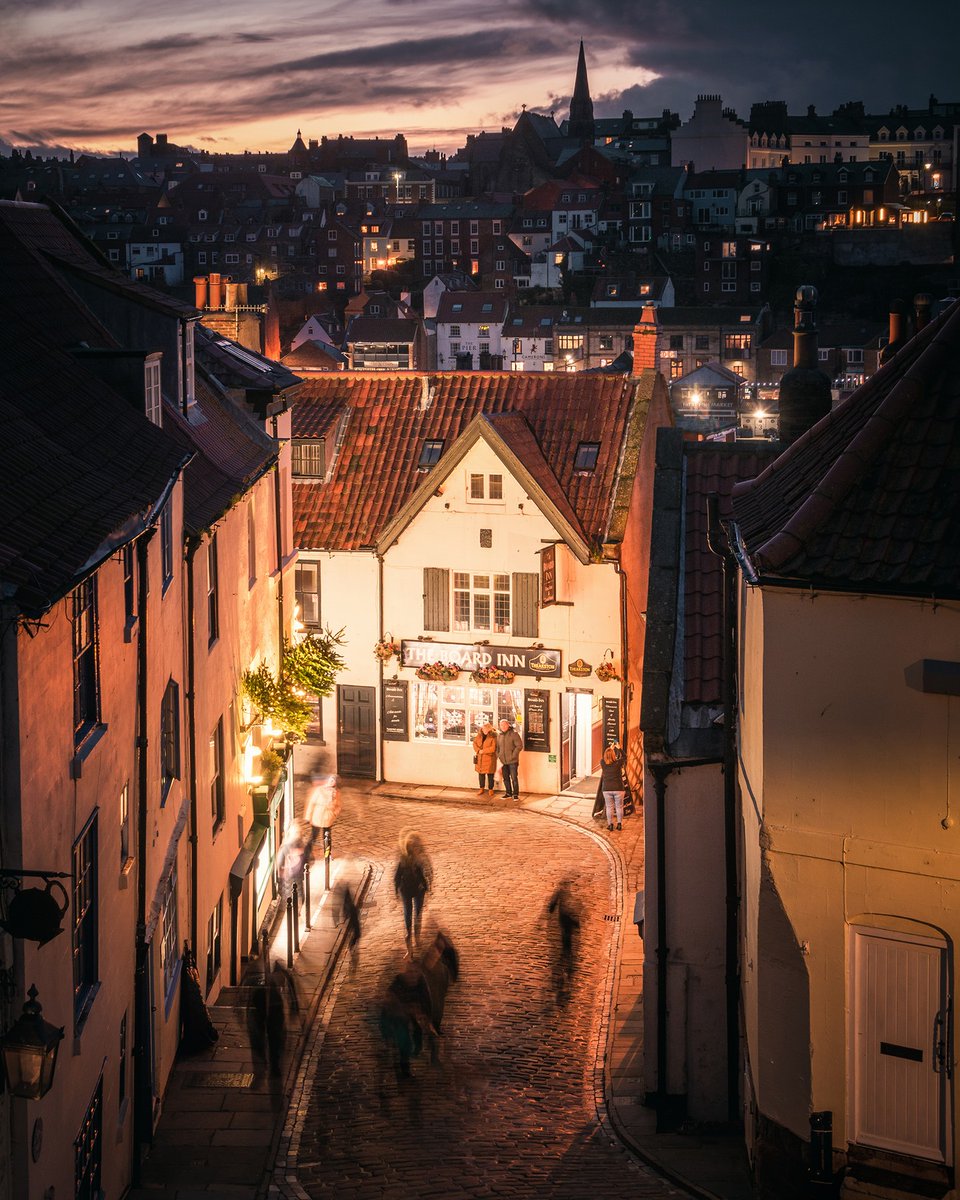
[{"left": 631, "top": 302, "right": 660, "bottom": 375}]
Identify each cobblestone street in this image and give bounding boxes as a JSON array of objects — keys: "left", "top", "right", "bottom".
[{"left": 274, "top": 786, "right": 685, "bottom": 1199}]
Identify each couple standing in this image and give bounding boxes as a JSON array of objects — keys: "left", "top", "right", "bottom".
[{"left": 473, "top": 719, "right": 522, "bottom": 799}]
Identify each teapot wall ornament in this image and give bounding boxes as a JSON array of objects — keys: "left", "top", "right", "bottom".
[{"left": 0, "top": 876, "right": 70, "bottom": 946}]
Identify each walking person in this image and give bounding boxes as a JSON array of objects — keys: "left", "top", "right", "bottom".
[
  {"left": 600, "top": 742, "right": 627, "bottom": 831},
  {"left": 338, "top": 882, "right": 362, "bottom": 974},
  {"left": 304, "top": 770, "right": 341, "bottom": 859},
  {"left": 496, "top": 718, "right": 523, "bottom": 799},
  {"left": 472, "top": 721, "right": 498, "bottom": 796},
  {"left": 394, "top": 832, "right": 433, "bottom": 953},
  {"left": 547, "top": 880, "right": 581, "bottom": 1005}
]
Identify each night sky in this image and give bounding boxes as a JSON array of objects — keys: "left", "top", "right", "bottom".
[{"left": 1, "top": 0, "right": 957, "bottom": 157}]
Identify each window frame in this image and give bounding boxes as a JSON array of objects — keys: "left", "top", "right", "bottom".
[
  {"left": 160, "top": 679, "right": 181, "bottom": 804},
  {"left": 210, "top": 716, "right": 225, "bottom": 832},
  {"left": 206, "top": 532, "right": 219, "bottom": 647},
  {"left": 72, "top": 813, "right": 99, "bottom": 1025},
  {"left": 72, "top": 577, "right": 101, "bottom": 746}
]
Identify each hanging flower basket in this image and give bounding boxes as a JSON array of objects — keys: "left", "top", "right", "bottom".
[
  {"left": 374, "top": 639, "right": 401, "bottom": 663},
  {"left": 471, "top": 666, "right": 516, "bottom": 685},
  {"left": 416, "top": 661, "right": 461, "bottom": 682},
  {"left": 595, "top": 661, "right": 621, "bottom": 682}
]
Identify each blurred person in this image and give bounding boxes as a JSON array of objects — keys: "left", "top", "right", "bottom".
[
  {"left": 394, "top": 831, "right": 433, "bottom": 953},
  {"left": 547, "top": 880, "right": 581, "bottom": 1004},
  {"left": 338, "top": 882, "right": 362, "bottom": 973},
  {"left": 276, "top": 820, "right": 309, "bottom": 900},
  {"left": 304, "top": 769, "right": 341, "bottom": 858}
]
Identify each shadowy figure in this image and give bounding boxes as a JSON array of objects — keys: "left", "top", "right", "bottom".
[
  {"left": 179, "top": 945, "right": 219, "bottom": 1055},
  {"left": 338, "top": 883, "right": 362, "bottom": 974},
  {"left": 276, "top": 819, "right": 309, "bottom": 900},
  {"left": 421, "top": 930, "right": 460, "bottom": 1061},
  {"left": 379, "top": 958, "right": 434, "bottom": 1082},
  {"left": 394, "top": 832, "right": 433, "bottom": 953},
  {"left": 547, "top": 880, "right": 581, "bottom": 1006},
  {"left": 241, "top": 957, "right": 300, "bottom": 1089}
]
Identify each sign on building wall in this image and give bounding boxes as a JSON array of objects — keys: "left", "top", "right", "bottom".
[
  {"left": 401, "top": 640, "right": 561, "bottom": 678},
  {"left": 602, "top": 696, "right": 621, "bottom": 747},
  {"left": 540, "top": 544, "right": 556, "bottom": 607},
  {"left": 382, "top": 680, "right": 409, "bottom": 741},
  {"left": 568, "top": 658, "right": 592, "bottom": 678},
  {"left": 524, "top": 689, "right": 551, "bottom": 752}
]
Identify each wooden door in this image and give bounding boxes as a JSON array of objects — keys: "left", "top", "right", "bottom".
[
  {"left": 852, "top": 927, "right": 949, "bottom": 1162},
  {"left": 337, "top": 685, "right": 377, "bottom": 777}
]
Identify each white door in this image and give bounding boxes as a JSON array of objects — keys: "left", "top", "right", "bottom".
[
  {"left": 574, "top": 693, "right": 592, "bottom": 780},
  {"left": 852, "top": 927, "right": 949, "bottom": 1162}
]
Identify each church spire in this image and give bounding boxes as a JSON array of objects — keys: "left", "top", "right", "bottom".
[{"left": 568, "top": 40, "right": 595, "bottom": 142}]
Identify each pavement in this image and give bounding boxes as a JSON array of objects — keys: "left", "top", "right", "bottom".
[{"left": 129, "top": 739, "right": 755, "bottom": 1200}]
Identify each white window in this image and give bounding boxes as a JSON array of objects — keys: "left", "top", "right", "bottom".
[
  {"left": 467, "top": 473, "right": 503, "bottom": 502},
  {"left": 770, "top": 349, "right": 788, "bottom": 366},
  {"left": 144, "top": 359, "right": 162, "bottom": 427},
  {"left": 413, "top": 683, "right": 522, "bottom": 744},
  {"left": 453, "top": 571, "right": 510, "bottom": 632}
]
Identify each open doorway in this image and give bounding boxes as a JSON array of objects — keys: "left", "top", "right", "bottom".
[{"left": 560, "top": 690, "right": 595, "bottom": 789}]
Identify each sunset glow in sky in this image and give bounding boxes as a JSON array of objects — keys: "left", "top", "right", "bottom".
[{"left": 2, "top": 0, "right": 957, "bottom": 158}]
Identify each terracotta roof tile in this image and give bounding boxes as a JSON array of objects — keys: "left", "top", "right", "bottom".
[
  {"left": 733, "top": 299, "right": 960, "bottom": 594},
  {"left": 293, "top": 372, "right": 649, "bottom": 551}
]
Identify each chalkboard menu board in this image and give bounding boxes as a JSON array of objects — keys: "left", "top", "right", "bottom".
[
  {"left": 602, "top": 696, "right": 621, "bottom": 748},
  {"left": 382, "top": 680, "right": 408, "bottom": 741},
  {"left": 524, "top": 689, "right": 551, "bottom": 753}
]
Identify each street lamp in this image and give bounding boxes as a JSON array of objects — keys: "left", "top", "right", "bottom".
[{"left": 1, "top": 985, "right": 64, "bottom": 1100}]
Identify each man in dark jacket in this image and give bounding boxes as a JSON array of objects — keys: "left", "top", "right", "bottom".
[{"left": 497, "top": 719, "right": 523, "bottom": 799}]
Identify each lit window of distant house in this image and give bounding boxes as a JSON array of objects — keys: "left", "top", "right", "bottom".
[
  {"left": 72, "top": 814, "right": 98, "bottom": 1024},
  {"left": 160, "top": 679, "right": 181, "bottom": 803}
]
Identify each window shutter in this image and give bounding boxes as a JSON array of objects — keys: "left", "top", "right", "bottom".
[
  {"left": 423, "top": 568, "right": 449, "bottom": 632},
  {"left": 512, "top": 572, "right": 539, "bottom": 638}
]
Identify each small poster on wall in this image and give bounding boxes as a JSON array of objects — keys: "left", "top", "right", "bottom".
[
  {"left": 524, "top": 689, "right": 551, "bottom": 752},
  {"left": 382, "top": 680, "right": 408, "bottom": 741}
]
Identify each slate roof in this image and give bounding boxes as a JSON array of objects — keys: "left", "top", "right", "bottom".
[
  {"left": 732, "top": 298, "right": 960, "bottom": 595},
  {"left": 641, "top": 429, "right": 777, "bottom": 752},
  {"left": 292, "top": 372, "right": 656, "bottom": 552},
  {"left": 346, "top": 317, "right": 419, "bottom": 343}
]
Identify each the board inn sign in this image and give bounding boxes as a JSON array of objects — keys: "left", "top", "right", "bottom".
[{"left": 401, "top": 640, "right": 562, "bottom": 678}]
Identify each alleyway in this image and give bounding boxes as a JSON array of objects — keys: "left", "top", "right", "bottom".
[{"left": 272, "top": 785, "right": 683, "bottom": 1199}]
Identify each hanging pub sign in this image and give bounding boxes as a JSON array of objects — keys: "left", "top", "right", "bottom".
[
  {"left": 382, "top": 680, "right": 408, "bottom": 741},
  {"left": 401, "top": 641, "right": 561, "bottom": 678},
  {"left": 568, "top": 658, "right": 592, "bottom": 678},
  {"left": 524, "top": 689, "right": 551, "bottom": 752},
  {"left": 540, "top": 544, "right": 557, "bottom": 607},
  {"left": 602, "top": 696, "right": 621, "bottom": 747}
]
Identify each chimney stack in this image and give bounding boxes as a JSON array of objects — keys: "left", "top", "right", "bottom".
[
  {"left": 207, "top": 272, "right": 222, "bottom": 310},
  {"left": 879, "top": 298, "right": 906, "bottom": 364},
  {"left": 193, "top": 275, "right": 208, "bottom": 310},
  {"left": 777, "top": 285, "right": 832, "bottom": 445},
  {"left": 914, "top": 293, "right": 932, "bottom": 332},
  {"left": 631, "top": 303, "right": 660, "bottom": 375}
]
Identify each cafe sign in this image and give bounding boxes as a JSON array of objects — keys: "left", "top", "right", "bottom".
[{"left": 401, "top": 640, "right": 561, "bottom": 678}]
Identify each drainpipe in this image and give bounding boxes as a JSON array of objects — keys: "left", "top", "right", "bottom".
[
  {"left": 377, "top": 552, "right": 385, "bottom": 783},
  {"left": 271, "top": 415, "right": 285, "bottom": 667},
  {"left": 184, "top": 537, "right": 200, "bottom": 964},
  {"left": 132, "top": 528, "right": 155, "bottom": 1183},
  {"left": 614, "top": 559, "right": 629, "bottom": 750},
  {"left": 651, "top": 760, "right": 672, "bottom": 1121},
  {"left": 707, "top": 496, "right": 742, "bottom": 1123}
]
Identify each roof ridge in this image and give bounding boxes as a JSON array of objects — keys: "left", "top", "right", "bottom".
[{"left": 745, "top": 300, "right": 960, "bottom": 573}]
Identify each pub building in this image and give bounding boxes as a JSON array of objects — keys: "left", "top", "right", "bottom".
[{"left": 292, "top": 370, "right": 671, "bottom": 794}]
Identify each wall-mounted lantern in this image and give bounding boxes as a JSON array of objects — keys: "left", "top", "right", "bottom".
[{"left": 1, "top": 986, "right": 64, "bottom": 1100}]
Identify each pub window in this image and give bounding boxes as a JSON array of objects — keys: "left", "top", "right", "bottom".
[
  {"left": 452, "top": 572, "right": 511, "bottom": 633},
  {"left": 413, "top": 682, "right": 522, "bottom": 744}
]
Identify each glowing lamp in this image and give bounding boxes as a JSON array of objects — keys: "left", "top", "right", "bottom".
[{"left": 1, "top": 986, "right": 63, "bottom": 1100}]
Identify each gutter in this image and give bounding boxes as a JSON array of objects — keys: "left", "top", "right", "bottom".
[{"left": 184, "top": 538, "right": 200, "bottom": 966}]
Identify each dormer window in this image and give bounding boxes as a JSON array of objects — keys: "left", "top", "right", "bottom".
[
  {"left": 574, "top": 442, "right": 600, "bottom": 473},
  {"left": 481, "top": 303, "right": 493, "bottom": 313},
  {"left": 198, "top": 209, "right": 208, "bottom": 221},
  {"left": 418, "top": 439, "right": 444, "bottom": 469},
  {"left": 144, "top": 356, "right": 162, "bottom": 427}
]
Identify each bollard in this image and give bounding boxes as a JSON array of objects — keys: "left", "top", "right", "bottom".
[
  {"left": 292, "top": 881, "right": 300, "bottom": 953},
  {"left": 304, "top": 861, "right": 312, "bottom": 931},
  {"left": 286, "top": 896, "right": 294, "bottom": 968},
  {"left": 808, "top": 1110, "right": 835, "bottom": 1195},
  {"left": 323, "top": 827, "right": 332, "bottom": 892}
]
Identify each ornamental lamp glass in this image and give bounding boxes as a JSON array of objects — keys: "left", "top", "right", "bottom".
[{"left": 1, "top": 985, "right": 64, "bottom": 1100}]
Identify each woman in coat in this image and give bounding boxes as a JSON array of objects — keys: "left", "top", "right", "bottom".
[
  {"left": 472, "top": 721, "right": 498, "bottom": 795},
  {"left": 600, "top": 743, "right": 627, "bottom": 831}
]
